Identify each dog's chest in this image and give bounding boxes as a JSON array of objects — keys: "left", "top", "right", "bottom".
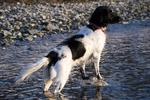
[
  {"left": 75, "top": 27, "right": 106, "bottom": 63},
  {"left": 82, "top": 29, "right": 106, "bottom": 51}
]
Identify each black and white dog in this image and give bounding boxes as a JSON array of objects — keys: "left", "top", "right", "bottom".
[{"left": 16, "top": 6, "right": 120, "bottom": 93}]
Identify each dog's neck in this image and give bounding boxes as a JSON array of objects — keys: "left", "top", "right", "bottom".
[{"left": 87, "top": 23, "right": 106, "bottom": 34}]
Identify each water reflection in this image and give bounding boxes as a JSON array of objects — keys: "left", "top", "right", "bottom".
[
  {"left": 44, "top": 87, "right": 103, "bottom": 100},
  {"left": 80, "top": 87, "right": 102, "bottom": 100},
  {"left": 44, "top": 91, "right": 68, "bottom": 100}
]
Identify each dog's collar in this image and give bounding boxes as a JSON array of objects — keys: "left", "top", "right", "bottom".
[{"left": 89, "top": 23, "right": 106, "bottom": 34}]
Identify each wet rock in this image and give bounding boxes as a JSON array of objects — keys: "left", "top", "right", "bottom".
[
  {"left": 40, "top": 14, "right": 46, "bottom": 20},
  {"left": 2, "top": 47, "right": 6, "bottom": 50},
  {"left": 34, "top": 34, "right": 38, "bottom": 38},
  {"left": 28, "top": 29, "right": 40, "bottom": 35},
  {"left": 3, "top": 38, "right": 14, "bottom": 46},
  {"left": 38, "top": 32, "right": 44, "bottom": 37},
  {"left": 46, "top": 23, "right": 58, "bottom": 31},
  {"left": 3, "top": 30, "right": 12, "bottom": 37},
  {"left": 122, "top": 21, "right": 129, "bottom": 24},
  {"left": 17, "top": 32, "right": 22, "bottom": 38},
  {"left": 15, "top": 25, "right": 20, "bottom": 30},
  {"left": 26, "top": 35, "right": 34, "bottom": 41},
  {"left": 80, "top": 77, "right": 108, "bottom": 88}
]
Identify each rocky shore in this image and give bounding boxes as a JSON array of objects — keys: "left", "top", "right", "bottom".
[{"left": 0, "top": 0, "right": 149, "bottom": 46}]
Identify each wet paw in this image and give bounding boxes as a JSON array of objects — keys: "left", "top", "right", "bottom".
[
  {"left": 96, "top": 75, "right": 104, "bottom": 80},
  {"left": 43, "top": 90, "right": 49, "bottom": 93},
  {"left": 80, "top": 68, "right": 90, "bottom": 80},
  {"left": 43, "top": 91, "right": 54, "bottom": 98},
  {"left": 82, "top": 75, "right": 90, "bottom": 80}
]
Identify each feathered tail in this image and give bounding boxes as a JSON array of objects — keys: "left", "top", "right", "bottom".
[{"left": 15, "top": 57, "right": 49, "bottom": 84}]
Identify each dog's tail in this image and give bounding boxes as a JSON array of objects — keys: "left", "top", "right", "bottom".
[{"left": 15, "top": 57, "right": 50, "bottom": 84}]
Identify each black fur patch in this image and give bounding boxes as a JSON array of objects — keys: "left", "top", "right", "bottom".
[
  {"left": 87, "top": 25, "right": 97, "bottom": 31},
  {"left": 59, "top": 35, "right": 86, "bottom": 60},
  {"left": 46, "top": 51, "right": 59, "bottom": 66},
  {"left": 89, "top": 6, "right": 120, "bottom": 28},
  {"left": 89, "top": 6, "right": 109, "bottom": 27}
]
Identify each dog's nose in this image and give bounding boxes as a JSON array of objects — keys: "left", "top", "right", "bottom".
[{"left": 115, "top": 16, "right": 122, "bottom": 23}]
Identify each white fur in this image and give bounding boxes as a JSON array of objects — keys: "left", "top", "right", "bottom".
[
  {"left": 16, "top": 26, "right": 106, "bottom": 93},
  {"left": 74, "top": 26, "right": 106, "bottom": 79},
  {"left": 47, "top": 26, "right": 106, "bottom": 93},
  {"left": 75, "top": 26, "right": 106, "bottom": 64},
  {"left": 16, "top": 57, "right": 49, "bottom": 83},
  {"left": 43, "top": 46, "right": 73, "bottom": 93}
]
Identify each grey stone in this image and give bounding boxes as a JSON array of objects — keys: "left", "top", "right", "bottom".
[
  {"left": 28, "top": 29, "right": 40, "bottom": 35},
  {"left": 122, "top": 21, "right": 129, "bottom": 24},
  {"left": 46, "top": 23, "right": 58, "bottom": 31},
  {"left": 26, "top": 35, "right": 34, "bottom": 41},
  {"left": 3, "top": 30, "right": 12, "bottom": 37}
]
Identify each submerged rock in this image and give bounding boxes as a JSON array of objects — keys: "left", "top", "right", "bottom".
[{"left": 80, "top": 77, "right": 108, "bottom": 88}]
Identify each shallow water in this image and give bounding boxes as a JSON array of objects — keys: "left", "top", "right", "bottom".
[{"left": 0, "top": 20, "right": 150, "bottom": 100}]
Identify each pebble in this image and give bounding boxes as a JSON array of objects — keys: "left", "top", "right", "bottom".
[
  {"left": 46, "top": 23, "right": 58, "bottom": 31},
  {"left": 3, "top": 30, "right": 12, "bottom": 37},
  {"left": 17, "top": 32, "right": 22, "bottom": 38},
  {"left": 0, "top": 0, "right": 149, "bottom": 46},
  {"left": 122, "top": 21, "right": 129, "bottom": 24},
  {"left": 2, "top": 47, "right": 5, "bottom": 50},
  {"left": 26, "top": 35, "right": 34, "bottom": 41}
]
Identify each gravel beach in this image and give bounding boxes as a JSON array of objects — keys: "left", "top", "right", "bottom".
[{"left": 0, "top": 0, "right": 150, "bottom": 46}]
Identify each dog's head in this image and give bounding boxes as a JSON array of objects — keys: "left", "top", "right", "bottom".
[{"left": 89, "top": 6, "right": 121, "bottom": 27}]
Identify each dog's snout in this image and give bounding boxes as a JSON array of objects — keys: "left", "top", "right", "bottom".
[{"left": 109, "top": 13, "right": 121, "bottom": 24}]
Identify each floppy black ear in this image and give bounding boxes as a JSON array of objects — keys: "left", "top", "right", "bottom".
[{"left": 89, "top": 7, "right": 109, "bottom": 27}]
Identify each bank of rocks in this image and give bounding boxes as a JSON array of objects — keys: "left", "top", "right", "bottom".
[{"left": 0, "top": 1, "right": 149, "bottom": 46}]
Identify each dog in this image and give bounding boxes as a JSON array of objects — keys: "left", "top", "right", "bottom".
[{"left": 16, "top": 6, "right": 120, "bottom": 93}]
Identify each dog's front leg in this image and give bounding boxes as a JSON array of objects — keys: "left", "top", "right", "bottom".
[
  {"left": 93, "top": 55, "right": 104, "bottom": 80},
  {"left": 80, "top": 62, "right": 90, "bottom": 80}
]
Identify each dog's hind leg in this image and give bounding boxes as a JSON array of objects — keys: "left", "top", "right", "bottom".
[
  {"left": 44, "top": 79, "right": 52, "bottom": 92},
  {"left": 43, "top": 66, "right": 56, "bottom": 92},
  {"left": 54, "top": 67, "right": 71, "bottom": 93},
  {"left": 54, "top": 62, "right": 72, "bottom": 93},
  {"left": 54, "top": 82, "right": 61, "bottom": 93},
  {"left": 54, "top": 78, "right": 68, "bottom": 93}
]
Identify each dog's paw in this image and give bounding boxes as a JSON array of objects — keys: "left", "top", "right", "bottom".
[
  {"left": 96, "top": 75, "right": 104, "bottom": 80},
  {"left": 82, "top": 74, "right": 90, "bottom": 80},
  {"left": 43, "top": 90, "right": 49, "bottom": 93},
  {"left": 80, "top": 68, "right": 90, "bottom": 80}
]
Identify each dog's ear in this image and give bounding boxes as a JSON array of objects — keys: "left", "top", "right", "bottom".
[{"left": 89, "top": 6, "right": 109, "bottom": 27}]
